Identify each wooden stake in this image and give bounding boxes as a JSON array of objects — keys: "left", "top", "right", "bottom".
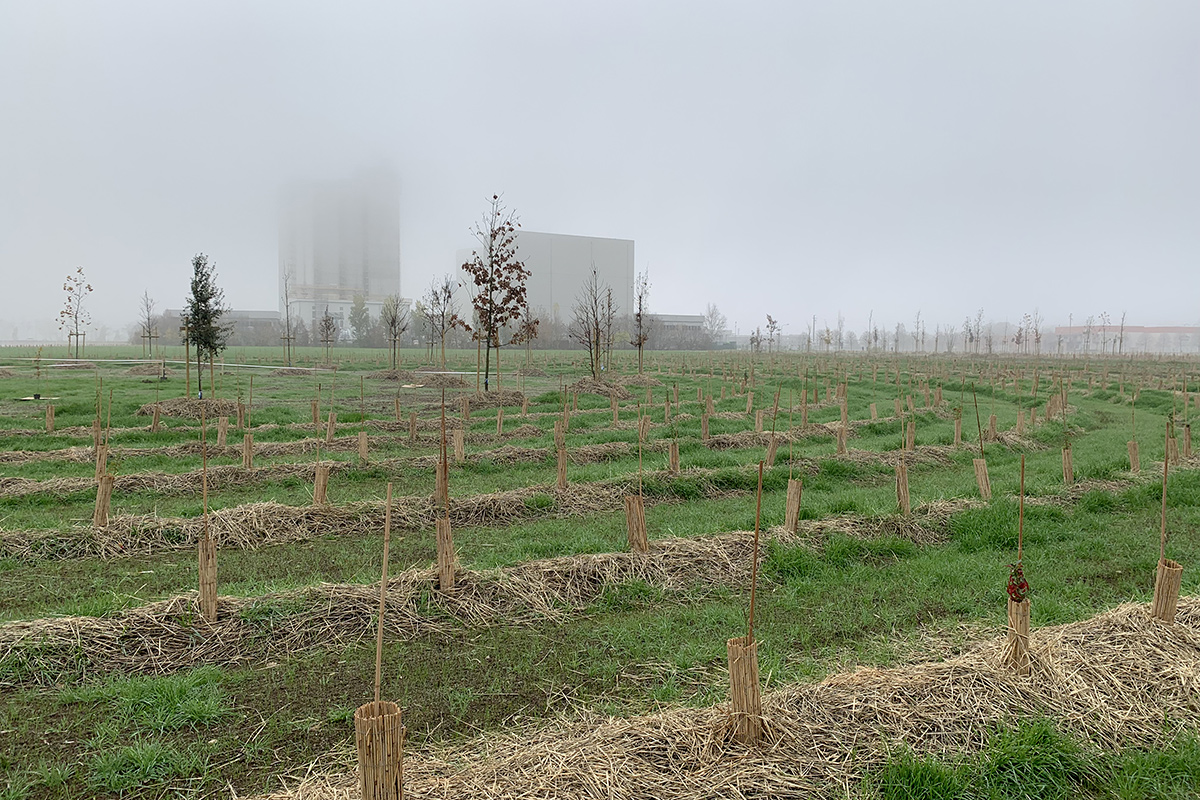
[
  {"left": 45, "top": 404, "right": 54, "bottom": 432},
  {"left": 358, "top": 430, "right": 369, "bottom": 464}
]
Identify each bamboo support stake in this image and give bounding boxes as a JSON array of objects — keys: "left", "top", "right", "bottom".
[
  {"left": 198, "top": 407, "right": 217, "bottom": 623},
  {"left": 356, "top": 483, "right": 405, "bottom": 799},
  {"left": 728, "top": 461, "right": 765, "bottom": 746},
  {"left": 1007, "top": 457, "right": 1030, "bottom": 676},
  {"left": 1152, "top": 420, "right": 1183, "bottom": 623}
]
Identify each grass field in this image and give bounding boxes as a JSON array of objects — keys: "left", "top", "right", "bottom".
[{"left": 1, "top": 344, "right": 1198, "bottom": 799}]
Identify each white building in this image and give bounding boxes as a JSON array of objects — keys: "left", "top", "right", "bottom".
[
  {"left": 278, "top": 167, "right": 401, "bottom": 332},
  {"left": 457, "top": 230, "right": 634, "bottom": 325}
]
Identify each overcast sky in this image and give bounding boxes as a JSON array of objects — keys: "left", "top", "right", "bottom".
[{"left": 2, "top": 1, "right": 1196, "bottom": 341}]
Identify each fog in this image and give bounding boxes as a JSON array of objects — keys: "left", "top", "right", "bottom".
[{"left": 2, "top": 1, "right": 1197, "bottom": 343}]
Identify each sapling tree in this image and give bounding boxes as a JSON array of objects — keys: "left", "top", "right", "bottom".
[
  {"left": 379, "top": 294, "right": 409, "bottom": 370},
  {"left": 630, "top": 270, "right": 651, "bottom": 373},
  {"left": 183, "top": 254, "right": 231, "bottom": 398},
  {"left": 459, "top": 195, "right": 531, "bottom": 391},
  {"left": 58, "top": 267, "right": 93, "bottom": 358},
  {"left": 318, "top": 306, "right": 338, "bottom": 364}
]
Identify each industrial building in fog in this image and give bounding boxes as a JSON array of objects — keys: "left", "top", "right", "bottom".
[
  {"left": 457, "top": 230, "right": 634, "bottom": 324},
  {"left": 277, "top": 168, "right": 401, "bottom": 331}
]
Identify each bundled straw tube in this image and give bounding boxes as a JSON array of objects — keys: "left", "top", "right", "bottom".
[
  {"left": 624, "top": 495, "right": 648, "bottom": 553},
  {"left": 1151, "top": 559, "right": 1183, "bottom": 623},
  {"left": 784, "top": 478, "right": 802, "bottom": 533},
  {"left": 355, "top": 700, "right": 405, "bottom": 800},
  {"left": 726, "top": 635, "right": 763, "bottom": 746},
  {"left": 974, "top": 458, "right": 992, "bottom": 502},
  {"left": 436, "top": 517, "right": 455, "bottom": 591},
  {"left": 92, "top": 474, "right": 114, "bottom": 527},
  {"left": 1006, "top": 598, "right": 1030, "bottom": 677}
]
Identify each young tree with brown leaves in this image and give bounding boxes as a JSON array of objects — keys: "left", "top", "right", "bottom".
[
  {"left": 459, "top": 195, "right": 531, "bottom": 391},
  {"left": 58, "top": 267, "right": 93, "bottom": 358}
]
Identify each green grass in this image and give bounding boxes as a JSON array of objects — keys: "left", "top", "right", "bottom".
[
  {"left": 2, "top": 348, "right": 1199, "bottom": 797},
  {"left": 869, "top": 720, "right": 1200, "bottom": 800}
]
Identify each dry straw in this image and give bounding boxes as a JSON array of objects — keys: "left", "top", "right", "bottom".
[{"left": 241, "top": 599, "right": 1200, "bottom": 800}]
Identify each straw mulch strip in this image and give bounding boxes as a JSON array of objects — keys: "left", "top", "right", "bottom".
[
  {"left": 0, "top": 461, "right": 352, "bottom": 501},
  {"left": 839, "top": 446, "right": 956, "bottom": 468},
  {"left": 135, "top": 397, "right": 239, "bottom": 420},
  {"left": 985, "top": 430, "right": 1045, "bottom": 450},
  {"left": 0, "top": 368, "right": 14, "bottom": 378},
  {"left": 567, "top": 378, "right": 633, "bottom": 400},
  {"left": 273, "top": 368, "right": 315, "bottom": 377},
  {"left": 126, "top": 364, "right": 173, "bottom": 376},
  {"left": 410, "top": 373, "right": 471, "bottom": 389},
  {"left": 239, "top": 598, "right": 1200, "bottom": 800},
  {"left": 516, "top": 366, "right": 549, "bottom": 378},
  {"left": 459, "top": 389, "right": 527, "bottom": 410},
  {"left": 0, "top": 468, "right": 744, "bottom": 561},
  {"left": 619, "top": 374, "right": 662, "bottom": 387},
  {"left": 0, "top": 529, "right": 799, "bottom": 684},
  {"left": 782, "top": 499, "right": 980, "bottom": 548},
  {"left": 52, "top": 361, "right": 97, "bottom": 370}
]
